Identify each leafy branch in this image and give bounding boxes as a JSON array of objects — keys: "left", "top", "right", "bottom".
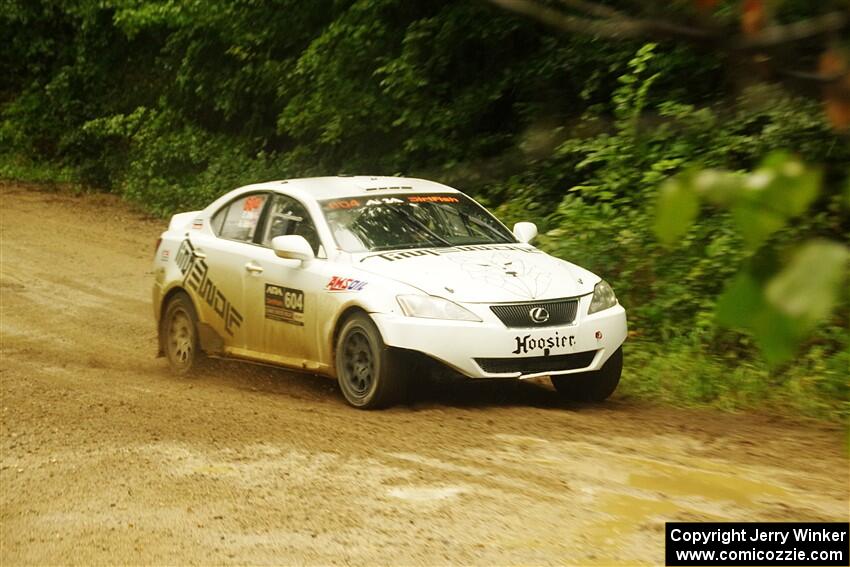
[
  {"left": 487, "top": 0, "right": 850, "bottom": 129},
  {"left": 654, "top": 152, "right": 849, "bottom": 364}
]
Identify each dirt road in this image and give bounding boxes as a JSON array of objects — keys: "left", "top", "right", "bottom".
[{"left": 0, "top": 181, "right": 847, "bottom": 566}]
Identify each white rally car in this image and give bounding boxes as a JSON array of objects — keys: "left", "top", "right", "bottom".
[{"left": 153, "top": 176, "right": 627, "bottom": 408}]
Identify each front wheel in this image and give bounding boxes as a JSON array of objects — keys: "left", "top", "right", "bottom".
[
  {"left": 335, "top": 313, "right": 405, "bottom": 409},
  {"left": 551, "top": 347, "right": 622, "bottom": 402}
]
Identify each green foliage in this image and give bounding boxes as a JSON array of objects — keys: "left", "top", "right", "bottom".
[
  {"left": 622, "top": 335, "right": 849, "bottom": 420},
  {"left": 0, "top": 153, "right": 75, "bottom": 185},
  {"left": 654, "top": 175, "right": 699, "bottom": 247},
  {"left": 655, "top": 152, "right": 847, "bottom": 364},
  {"left": 490, "top": 45, "right": 848, "bottom": 417},
  {"left": 1, "top": 2, "right": 847, "bottom": 417}
]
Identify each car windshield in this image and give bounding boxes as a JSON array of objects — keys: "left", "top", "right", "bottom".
[{"left": 320, "top": 193, "right": 516, "bottom": 252}]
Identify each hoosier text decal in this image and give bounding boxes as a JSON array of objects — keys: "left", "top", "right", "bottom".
[{"left": 512, "top": 332, "right": 575, "bottom": 355}]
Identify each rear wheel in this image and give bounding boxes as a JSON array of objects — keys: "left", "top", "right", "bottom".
[
  {"left": 162, "top": 292, "right": 204, "bottom": 375},
  {"left": 335, "top": 313, "right": 405, "bottom": 409},
  {"left": 551, "top": 347, "right": 622, "bottom": 402}
]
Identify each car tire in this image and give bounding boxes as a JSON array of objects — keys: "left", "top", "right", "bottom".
[
  {"left": 335, "top": 312, "right": 405, "bottom": 409},
  {"left": 162, "top": 291, "right": 205, "bottom": 376},
  {"left": 551, "top": 347, "right": 622, "bottom": 402}
]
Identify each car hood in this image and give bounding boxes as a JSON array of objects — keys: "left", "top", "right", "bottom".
[{"left": 355, "top": 244, "right": 597, "bottom": 303}]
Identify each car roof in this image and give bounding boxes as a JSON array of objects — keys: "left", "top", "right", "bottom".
[{"left": 236, "top": 176, "right": 461, "bottom": 201}]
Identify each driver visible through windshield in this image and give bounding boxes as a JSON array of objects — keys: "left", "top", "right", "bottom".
[{"left": 320, "top": 193, "right": 516, "bottom": 252}]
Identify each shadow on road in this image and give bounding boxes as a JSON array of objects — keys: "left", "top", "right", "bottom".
[{"left": 190, "top": 356, "right": 613, "bottom": 412}]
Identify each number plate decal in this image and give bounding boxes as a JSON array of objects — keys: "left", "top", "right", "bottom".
[{"left": 265, "top": 284, "right": 305, "bottom": 326}]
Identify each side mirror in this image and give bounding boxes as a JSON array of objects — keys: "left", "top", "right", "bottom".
[
  {"left": 513, "top": 222, "right": 538, "bottom": 244},
  {"left": 271, "top": 235, "right": 315, "bottom": 262}
]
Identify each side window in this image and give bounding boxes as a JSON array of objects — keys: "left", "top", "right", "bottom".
[
  {"left": 262, "top": 194, "right": 322, "bottom": 255},
  {"left": 213, "top": 193, "right": 268, "bottom": 242}
]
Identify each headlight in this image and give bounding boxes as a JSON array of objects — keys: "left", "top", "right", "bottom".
[
  {"left": 397, "top": 295, "right": 482, "bottom": 322},
  {"left": 588, "top": 280, "right": 617, "bottom": 314}
]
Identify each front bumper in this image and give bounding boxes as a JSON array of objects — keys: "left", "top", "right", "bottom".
[{"left": 372, "top": 295, "right": 627, "bottom": 379}]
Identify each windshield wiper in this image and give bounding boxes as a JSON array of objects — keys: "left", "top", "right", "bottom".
[
  {"left": 386, "top": 206, "right": 455, "bottom": 248},
  {"left": 460, "top": 212, "right": 514, "bottom": 243},
  {"left": 370, "top": 241, "right": 444, "bottom": 251}
]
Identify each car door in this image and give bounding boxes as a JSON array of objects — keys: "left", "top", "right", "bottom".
[
  {"left": 240, "top": 193, "right": 330, "bottom": 367},
  {"left": 186, "top": 191, "right": 270, "bottom": 351}
]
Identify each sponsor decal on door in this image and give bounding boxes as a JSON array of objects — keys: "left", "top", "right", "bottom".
[
  {"left": 175, "top": 239, "right": 243, "bottom": 335},
  {"left": 265, "top": 284, "right": 305, "bottom": 326}
]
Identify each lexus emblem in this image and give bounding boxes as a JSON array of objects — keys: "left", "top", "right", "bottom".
[{"left": 529, "top": 307, "right": 550, "bottom": 324}]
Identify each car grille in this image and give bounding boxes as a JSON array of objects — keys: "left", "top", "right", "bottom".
[
  {"left": 475, "top": 350, "right": 597, "bottom": 375},
  {"left": 490, "top": 298, "right": 579, "bottom": 328}
]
